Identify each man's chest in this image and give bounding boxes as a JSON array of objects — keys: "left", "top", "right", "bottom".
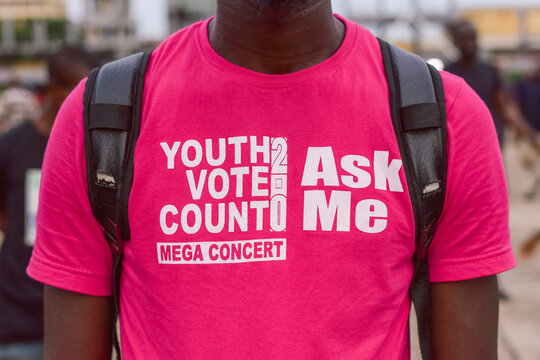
[{"left": 126, "top": 92, "right": 416, "bottom": 271}]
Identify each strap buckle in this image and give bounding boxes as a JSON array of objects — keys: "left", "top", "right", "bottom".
[
  {"left": 104, "top": 220, "right": 124, "bottom": 255},
  {"left": 416, "top": 227, "right": 434, "bottom": 260}
]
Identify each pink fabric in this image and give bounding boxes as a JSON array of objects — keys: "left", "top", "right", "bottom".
[{"left": 28, "top": 15, "right": 515, "bottom": 359}]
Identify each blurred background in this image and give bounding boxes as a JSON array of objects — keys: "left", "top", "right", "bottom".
[
  {"left": 0, "top": 1, "right": 538, "bottom": 359},
  {"left": 0, "top": 0, "right": 539, "bottom": 86}
]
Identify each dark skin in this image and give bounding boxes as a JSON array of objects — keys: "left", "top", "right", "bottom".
[
  {"left": 44, "top": 287, "right": 113, "bottom": 359},
  {"left": 208, "top": 0, "right": 345, "bottom": 74},
  {"left": 45, "top": 2, "right": 500, "bottom": 359},
  {"left": 431, "top": 276, "right": 499, "bottom": 360}
]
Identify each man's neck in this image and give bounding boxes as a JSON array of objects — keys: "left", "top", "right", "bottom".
[{"left": 209, "top": 0, "right": 345, "bottom": 74}]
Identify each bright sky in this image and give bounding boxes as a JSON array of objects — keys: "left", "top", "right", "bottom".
[{"left": 65, "top": 0, "right": 540, "bottom": 40}]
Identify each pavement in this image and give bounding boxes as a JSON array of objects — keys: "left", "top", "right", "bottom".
[
  {"left": 497, "top": 136, "right": 540, "bottom": 360},
  {"left": 410, "top": 136, "right": 540, "bottom": 360},
  {"left": 498, "top": 199, "right": 540, "bottom": 360}
]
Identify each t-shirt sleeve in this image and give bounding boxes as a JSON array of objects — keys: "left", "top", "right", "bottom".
[
  {"left": 27, "top": 80, "right": 113, "bottom": 296},
  {"left": 428, "top": 73, "right": 516, "bottom": 282}
]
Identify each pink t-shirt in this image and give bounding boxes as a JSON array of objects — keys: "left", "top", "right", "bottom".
[{"left": 28, "top": 15, "right": 515, "bottom": 359}]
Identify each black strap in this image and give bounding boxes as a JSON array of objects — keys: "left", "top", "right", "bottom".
[
  {"left": 87, "top": 104, "right": 133, "bottom": 131},
  {"left": 378, "top": 38, "right": 448, "bottom": 360},
  {"left": 112, "top": 253, "right": 123, "bottom": 357},
  {"left": 83, "top": 51, "right": 151, "bottom": 359},
  {"left": 399, "top": 103, "right": 443, "bottom": 131}
]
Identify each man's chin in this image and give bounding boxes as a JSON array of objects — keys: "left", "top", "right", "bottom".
[{"left": 252, "top": 0, "right": 318, "bottom": 15}]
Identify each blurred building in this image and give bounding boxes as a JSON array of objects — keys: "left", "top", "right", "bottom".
[
  {"left": 338, "top": 0, "right": 458, "bottom": 58},
  {"left": 83, "top": 0, "right": 136, "bottom": 55},
  {"left": 169, "top": 0, "right": 214, "bottom": 33},
  {"left": 336, "top": 0, "right": 540, "bottom": 60},
  {"left": 0, "top": 0, "right": 68, "bottom": 55},
  {"left": 0, "top": 0, "right": 72, "bottom": 87},
  {"left": 462, "top": 8, "right": 540, "bottom": 53}
]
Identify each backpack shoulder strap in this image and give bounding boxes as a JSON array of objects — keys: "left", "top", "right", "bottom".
[
  {"left": 83, "top": 51, "right": 151, "bottom": 252},
  {"left": 378, "top": 39, "right": 448, "bottom": 360},
  {"left": 82, "top": 51, "right": 151, "bottom": 360}
]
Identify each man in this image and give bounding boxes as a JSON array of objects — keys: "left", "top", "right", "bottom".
[
  {"left": 446, "top": 20, "right": 539, "bottom": 301},
  {"left": 516, "top": 59, "right": 540, "bottom": 200},
  {"left": 516, "top": 55, "right": 540, "bottom": 253},
  {"left": 0, "top": 47, "right": 94, "bottom": 359},
  {"left": 0, "top": 85, "right": 38, "bottom": 134},
  {"left": 446, "top": 20, "right": 538, "bottom": 148},
  {"left": 515, "top": 53, "right": 540, "bottom": 134},
  {"left": 28, "top": 1, "right": 515, "bottom": 359}
]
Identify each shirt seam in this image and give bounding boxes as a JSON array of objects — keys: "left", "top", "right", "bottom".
[
  {"left": 444, "top": 77, "right": 467, "bottom": 115},
  {"left": 195, "top": 20, "right": 358, "bottom": 90},
  {"left": 30, "top": 253, "right": 111, "bottom": 280},
  {"left": 434, "top": 77, "right": 467, "bottom": 225},
  {"left": 430, "top": 244, "right": 512, "bottom": 265}
]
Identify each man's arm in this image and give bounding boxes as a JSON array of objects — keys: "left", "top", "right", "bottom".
[
  {"left": 44, "top": 285, "right": 114, "bottom": 360},
  {"left": 0, "top": 208, "right": 5, "bottom": 232},
  {"left": 431, "top": 275, "right": 499, "bottom": 360},
  {"left": 0, "top": 209, "right": 5, "bottom": 250},
  {"left": 495, "top": 89, "right": 540, "bottom": 154}
]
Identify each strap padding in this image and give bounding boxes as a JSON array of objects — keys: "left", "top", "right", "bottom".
[
  {"left": 390, "top": 46, "right": 437, "bottom": 106},
  {"left": 400, "top": 103, "right": 443, "bottom": 131},
  {"left": 88, "top": 104, "right": 132, "bottom": 131},
  {"left": 378, "top": 38, "right": 448, "bottom": 360},
  {"left": 93, "top": 53, "right": 145, "bottom": 105},
  {"left": 83, "top": 51, "right": 152, "bottom": 360}
]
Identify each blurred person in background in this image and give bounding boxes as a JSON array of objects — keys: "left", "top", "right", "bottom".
[
  {"left": 0, "top": 46, "right": 95, "bottom": 360},
  {"left": 0, "top": 83, "right": 39, "bottom": 261},
  {"left": 515, "top": 50, "right": 540, "bottom": 175},
  {"left": 446, "top": 19, "right": 540, "bottom": 301},
  {"left": 0, "top": 85, "right": 39, "bottom": 134},
  {"left": 515, "top": 52, "right": 540, "bottom": 134},
  {"left": 515, "top": 52, "right": 540, "bottom": 258},
  {"left": 446, "top": 20, "right": 540, "bottom": 152}
]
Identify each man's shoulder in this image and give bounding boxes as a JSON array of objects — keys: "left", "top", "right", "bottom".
[
  {"left": 445, "top": 60, "right": 496, "bottom": 74},
  {"left": 518, "top": 77, "right": 540, "bottom": 90},
  {"left": 476, "top": 60, "right": 498, "bottom": 75},
  {"left": 0, "top": 120, "right": 33, "bottom": 146},
  {"left": 0, "top": 120, "right": 33, "bottom": 166},
  {"left": 438, "top": 70, "right": 468, "bottom": 108},
  {"left": 445, "top": 61, "right": 458, "bottom": 71}
]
